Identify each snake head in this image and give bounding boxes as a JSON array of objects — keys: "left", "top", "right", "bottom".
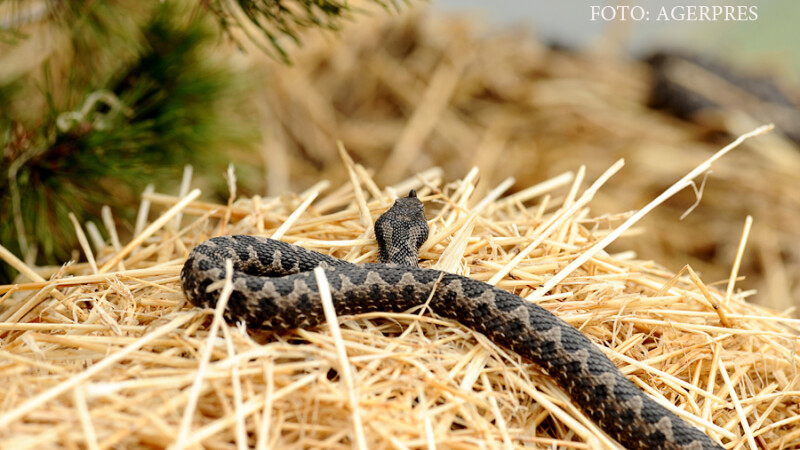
[{"left": 374, "top": 190, "right": 429, "bottom": 266}]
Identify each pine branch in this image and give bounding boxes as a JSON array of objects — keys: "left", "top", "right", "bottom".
[
  {"left": 1, "top": 1, "right": 254, "bottom": 283},
  {"left": 203, "top": 0, "right": 408, "bottom": 62},
  {"left": 1, "top": 0, "right": 410, "bottom": 282}
]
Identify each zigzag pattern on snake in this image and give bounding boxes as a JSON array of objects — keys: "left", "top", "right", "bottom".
[{"left": 181, "top": 190, "right": 723, "bottom": 449}]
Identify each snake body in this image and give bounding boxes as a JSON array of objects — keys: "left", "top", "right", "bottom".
[{"left": 181, "top": 191, "right": 723, "bottom": 449}]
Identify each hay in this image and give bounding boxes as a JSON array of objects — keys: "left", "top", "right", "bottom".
[
  {"left": 2, "top": 137, "right": 800, "bottom": 449},
  {"left": 249, "top": 8, "right": 800, "bottom": 312}
]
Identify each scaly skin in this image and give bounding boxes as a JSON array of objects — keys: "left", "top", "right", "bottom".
[{"left": 181, "top": 192, "right": 723, "bottom": 449}]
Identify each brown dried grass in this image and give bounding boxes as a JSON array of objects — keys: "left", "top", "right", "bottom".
[
  {"left": 248, "top": 8, "right": 800, "bottom": 313},
  {"left": 2, "top": 131, "right": 800, "bottom": 448}
]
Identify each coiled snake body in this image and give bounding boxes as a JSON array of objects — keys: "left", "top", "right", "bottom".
[{"left": 181, "top": 191, "right": 722, "bottom": 449}]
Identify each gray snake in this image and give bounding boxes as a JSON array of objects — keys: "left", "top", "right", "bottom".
[{"left": 181, "top": 190, "right": 723, "bottom": 449}]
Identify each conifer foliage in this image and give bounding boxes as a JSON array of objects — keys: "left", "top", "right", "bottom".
[{"left": 0, "top": 0, "right": 403, "bottom": 282}]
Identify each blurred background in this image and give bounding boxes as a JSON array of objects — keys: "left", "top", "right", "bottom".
[
  {"left": 438, "top": 0, "right": 800, "bottom": 79},
  {"left": 1, "top": 0, "right": 798, "bottom": 312}
]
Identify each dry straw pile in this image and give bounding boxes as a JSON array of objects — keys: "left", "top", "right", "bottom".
[
  {"left": 2, "top": 137, "right": 800, "bottom": 448},
  {"left": 252, "top": 9, "right": 800, "bottom": 312},
  {"left": 3, "top": 6, "right": 800, "bottom": 450}
]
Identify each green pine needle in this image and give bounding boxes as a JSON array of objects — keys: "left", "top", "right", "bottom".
[
  {"left": 205, "top": 0, "right": 408, "bottom": 63},
  {"left": 1, "top": 1, "right": 255, "bottom": 283}
]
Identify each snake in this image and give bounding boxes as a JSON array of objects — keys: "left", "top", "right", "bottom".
[{"left": 181, "top": 190, "right": 723, "bottom": 449}]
